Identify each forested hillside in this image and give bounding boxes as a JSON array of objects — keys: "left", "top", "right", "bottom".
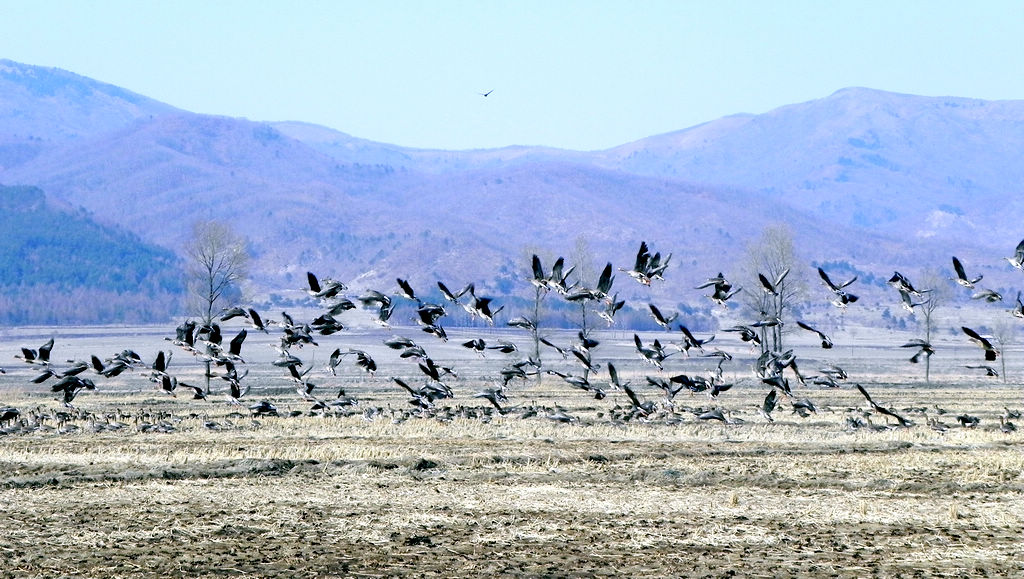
[{"left": 0, "top": 185, "right": 183, "bottom": 323}]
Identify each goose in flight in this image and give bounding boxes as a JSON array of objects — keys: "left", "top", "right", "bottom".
[
  {"left": 697, "top": 272, "right": 741, "bottom": 306},
  {"left": 540, "top": 336, "right": 568, "bottom": 359},
  {"left": 950, "top": 256, "right": 983, "bottom": 288},
  {"left": 970, "top": 288, "right": 1003, "bottom": 303},
  {"left": 50, "top": 375, "right": 96, "bottom": 406},
  {"left": 758, "top": 389, "right": 778, "bottom": 422},
  {"left": 817, "top": 267, "right": 858, "bottom": 307},
  {"left": 622, "top": 384, "right": 656, "bottom": 418},
  {"left": 965, "top": 364, "right": 999, "bottom": 377},
  {"left": 598, "top": 293, "right": 625, "bottom": 326},
  {"left": 507, "top": 316, "right": 537, "bottom": 331},
  {"left": 675, "top": 324, "right": 713, "bottom": 355},
  {"left": 546, "top": 370, "right": 605, "bottom": 399},
  {"left": 437, "top": 280, "right": 473, "bottom": 303},
  {"left": 901, "top": 338, "right": 934, "bottom": 364},
  {"left": 818, "top": 267, "right": 856, "bottom": 293},
  {"left": 570, "top": 346, "right": 600, "bottom": 374},
  {"left": 1006, "top": 239, "right": 1024, "bottom": 270},
  {"left": 888, "top": 271, "right": 929, "bottom": 297},
  {"left": 1010, "top": 291, "right": 1024, "bottom": 319},
  {"left": 856, "top": 383, "right": 911, "bottom": 427},
  {"left": 758, "top": 268, "right": 790, "bottom": 296},
  {"left": 633, "top": 333, "right": 672, "bottom": 369},
  {"left": 462, "top": 338, "right": 487, "bottom": 356},
  {"left": 307, "top": 271, "right": 347, "bottom": 300},
  {"left": 221, "top": 305, "right": 274, "bottom": 332},
  {"left": 898, "top": 289, "right": 928, "bottom": 312},
  {"left": 473, "top": 385, "right": 507, "bottom": 413},
  {"left": 796, "top": 321, "right": 833, "bottom": 349},
  {"left": 16, "top": 337, "right": 55, "bottom": 366},
  {"left": 606, "top": 362, "right": 629, "bottom": 391},
  {"left": 546, "top": 257, "right": 576, "bottom": 295},
  {"left": 648, "top": 303, "right": 678, "bottom": 330},
  {"left": 620, "top": 241, "right": 671, "bottom": 285},
  {"left": 565, "top": 263, "right": 614, "bottom": 302},
  {"left": 962, "top": 326, "right": 999, "bottom": 361},
  {"left": 724, "top": 325, "right": 762, "bottom": 347}
]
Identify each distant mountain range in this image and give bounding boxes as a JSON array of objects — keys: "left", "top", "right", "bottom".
[{"left": 0, "top": 58, "right": 1022, "bottom": 324}]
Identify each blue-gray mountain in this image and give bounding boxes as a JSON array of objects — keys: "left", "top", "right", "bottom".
[
  {"left": 0, "top": 59, "right": 1020, "bottom": 322},
  {"left": 0, "top": 184, "right": 182, "bottom": 324}
]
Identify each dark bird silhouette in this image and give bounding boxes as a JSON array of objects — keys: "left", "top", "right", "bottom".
[
  {"left": 16, "top": 337, "right": 55, "bottom": 366},
  {"left": 437, "top": 280, "right": 473, "bottom": 303},
  {"left": 1005, "top": 238, "right": 1024, "bottom": 271},
  {"left": 796, "top": 321, "right": 833, "bottom": 349},
  {"left": 962, "top": 326, "right": 999, "bottom": 361},
  {"left": 473, "top": 385, "right": 507, "bottom": 413},
  {"left": 396, "top": 278, "right": 418, "bottom": 301},
  {"left": 547, "top": 370, "right": 605, "bottom": 399},
  {"left": 507, "top": 316, "right": 537, "bottom": 331},
  {"left": 1010, "top": 291, "right": 1024, "bottom": 319},
  {"left": 307, "top": 271, "right": 347, "bottom": 300},
  {"left": 898, "top": 289, "right": 928, "bottom": 312},
  {"left": 539, "top": 336, "right": 568, "bottom": 359},
  {"left": 633, "top": 333, "right": 671, "bottom": 369},
  {"left": 622, "top": 384, "right": 656, "bottom": 418},
  {"left": 724, "top": 325, "right": 762, "bottom": 347},
  {"left": 606, "top": 362, "right": 628, "bottom": 391},
  {"left": 817, "top": 267, "right": 858, "bottom": 307},
  {"left": 51, "top": 375, "right": 96, "bottom": 406},
  {"left": 620, "top": 241, "right": 671, "bottom": 285},
  {"left": 965, "top": 364, "right": 999, "bottom": 377},
  {"left": 856, "top": 384, "right": 911, "bottom": 427},
  {"left": 598, "top": 293, "right": 625, "bottom": 326},
  {"left": 888, "top": 271, "right": 929, "bottom": 297},
  {"left": 758, "top": 268, "right": 789, "bottom": 296},
  {"left": 818, "top": 267, "right": 856, "bottom": 293},
  {"left": 675, "top": 324, "right": 713, "bottom": 355},
  {"left": 950, "top": 256, "right": 983, "bottom": 288},
  {"left": 970, "top": 288, "right": 1003, "bottom": 303},
  {"left": 479, "top": 89, "right": 494, "bottom": 97},
  {"left": 759, "top": 389, "right": 778, "bottom": 422},
  {"left": 648, "top": 303, "right": 678, "bottom": 330},
  {"left": 901, "top": 338, "right": 935, "bottom": 364},
  {"left": 697, "top": 273, "right": 741, "bottom": 306}
]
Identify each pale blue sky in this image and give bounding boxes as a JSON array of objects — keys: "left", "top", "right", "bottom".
[{"left": 2, "top": 1, "right": 1022, "bottom": 150}]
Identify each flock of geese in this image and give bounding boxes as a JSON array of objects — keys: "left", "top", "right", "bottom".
[{"left": 2, "top": 239, "right": 1024, "bottom": 435}]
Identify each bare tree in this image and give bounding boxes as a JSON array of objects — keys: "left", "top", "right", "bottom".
[
  {"left": 570, "top": 236, "right": 598, "bottom": 337},
  {"left": 916, "top": 269, "right": 950, "bottom": 383},
  {"left": 741, "top": 224, "right": 805, "bottom": 355},
  {"left": 185, "top": 221, "right": 249, "bottom": 393},
  {"left": 991, "top": 319, "right": 1016, "bottom": 383},
  {"left": 186, "top": 221, "right": 250, "bottom": 324}
]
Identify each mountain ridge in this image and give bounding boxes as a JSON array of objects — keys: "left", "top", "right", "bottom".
[{"left": 0, "top": 60, "right": 1021, "bottom": 324}]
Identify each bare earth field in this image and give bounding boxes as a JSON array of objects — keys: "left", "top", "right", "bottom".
[{"left": 0, "top": 325, "right": 1022, "bottom": 578}]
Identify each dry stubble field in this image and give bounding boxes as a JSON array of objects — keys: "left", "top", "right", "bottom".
[{"left": 0, "top": 325, "right": 1022, "bottom": 578}]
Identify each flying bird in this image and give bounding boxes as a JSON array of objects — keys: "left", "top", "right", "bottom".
[
  {"left": 796, "top": 321, "right": 833, "bottom": 349},
  {"left": 1006, "top": 238, "right": 1024, "bottom": 270},
  {"left": 901, "top": 338, "right": 934, "bottom": 364},
  {"left": 950, "top": 256, "right": 983, "bottom": 288},
  {"left": 962, "top": 326, "right": 999, "bottom": 361}
]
